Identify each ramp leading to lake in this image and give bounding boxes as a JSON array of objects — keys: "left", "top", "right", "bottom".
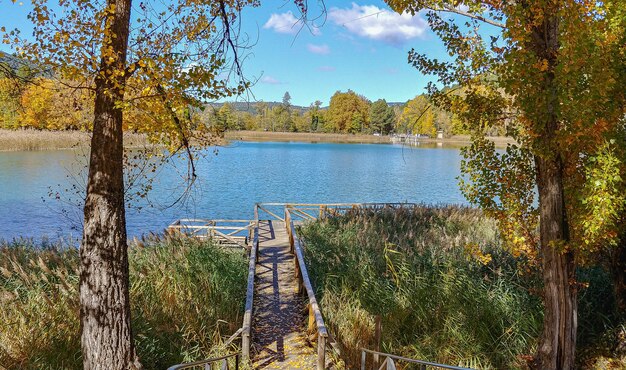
[
  {"left": 251, "top": 220, "right": 318, "bottom": 369},
  {"left": 168, "top": 204, "right": 419, "bottom": 370}
]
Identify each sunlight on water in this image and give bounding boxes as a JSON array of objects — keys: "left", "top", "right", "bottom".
[{"left": 0, "top": 141, "right": 467, "bottom": 240}]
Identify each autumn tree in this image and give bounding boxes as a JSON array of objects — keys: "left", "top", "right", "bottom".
[
  {"left": 326, "top": 90, "right": 370, "bottom": 133},
  {"left": 386, "top": 0, "right": 626, "bottom": 368},
  {"left": 0, "top": 77, "right": 21, "bottom": 128},
  {"left": 399, "top": 95, "right": 436, "bottom": 136},
  {"left": 2, "top": 0, "right": 316, "bottom": 368},
  {"left": 369, "top": 99, "right": 395, "bottom": 135},
  {"left": 309, "top": 100, "right": 324, "bottom": 132},
  {"left": 0, "top": 58, "right": 35, "bottom": 129},
  {"left": 19, "top": 78, "right": 92, "bottom": 130},
  {"left": 255, "top": 101, "right": 270, "bottom": 131}
]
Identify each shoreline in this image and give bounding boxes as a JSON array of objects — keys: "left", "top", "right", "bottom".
[
  {"left": 0, "top": 129, "right": 515, "bottom": 152},
  {"left": 225, "top": 130, "right": 514, "bottom": 147}
]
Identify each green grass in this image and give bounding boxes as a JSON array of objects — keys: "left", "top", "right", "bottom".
[
  {"left": 299, "top": 206, "right": 625, "bottom": 369},
  {"left": 0, "top": 236, "right": 247, "bottom": 369},
  {"left": 300, "top": 206, "right": 541, "bottom": 369}
]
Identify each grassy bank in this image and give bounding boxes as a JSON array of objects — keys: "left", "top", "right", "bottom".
[
  {"left": 225, "top": 130, "right": 515, "bottom": 147},
  {"left": 299, "top": 206, "right": 625, "bottom": 369},
  {"left": 224, "top": 130, "right": 391, "bottom": 144},
  {"left": 0, "top": 128, "right": 515, "bottom": 151},
  {"left": 0, "top": 236, "right": 247, "bottom": 369},
  {"left": 0, "top": 128, "right": 153, "bottom": 152}
]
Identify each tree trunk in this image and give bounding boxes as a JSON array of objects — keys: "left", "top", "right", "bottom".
[
  {"left": 528, "top": 7, "right": 577, "bottom": 370},
  {"left": 530, "top": 11, "right": 577, "bottom": 370},
  {"left": 534, "top": 156, "right": 577, "bottom": 370},
  {"left": 79, "top": 0, "right": 138, "bottom": 368},
  {"left": 612, "top": 233, "right": 626, "bottom": 317}
]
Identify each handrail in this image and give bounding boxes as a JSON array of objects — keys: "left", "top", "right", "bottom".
[
  {"left": 360, "top": 348, "right": 475, "bottom": 370},
  {"left": 285, "top": 207, "right": 329, "bottom": 370},
  {"left": 241, "top": 206, "right": 259, "bottom": 361},
  {"left": 167, "top": 353, "right": 240, "bottom": 370}
]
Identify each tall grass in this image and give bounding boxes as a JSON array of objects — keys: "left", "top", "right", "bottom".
[
  {"left": 300, "top": 206, "right": 542, "bottom": 369},
  {"left": 300, "top": 206, "right": 625, "bottom": 369},
  {"left": 0, "top": 236, "right": 247, "bottom": 369},
  {"left": 0, "top": 129, "right": 150, "bottom": 151}
]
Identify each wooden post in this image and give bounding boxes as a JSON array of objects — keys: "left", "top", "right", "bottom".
[
  {"left": 317, "top": 334, "right": 326, "bottom": 370},
  {"left": 295, "top": 252, "right": 302, "bottom": 293},
  {"left": 308, "top": 303, "right": 315, "bottom": 332},
  {"left": 242, "top": 333, "right": 250, "bottom": 362},
  {"left": 361, "top": 350, "right": 367, "bottom": 370},
  {"left": 373, "top": 315, "right": 382, "bottom": 370}
]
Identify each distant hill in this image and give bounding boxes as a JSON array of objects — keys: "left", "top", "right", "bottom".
[
  {"left": 206, "top": 100, "right": 406, "bottom": 114},
  {"left": 0, "top": 51, "right": 23, "bottom": 72},
  {"left": 205, "top": 101, "right": 309, "bottom": 114},
  {"left": 0, "top": 51, "right": 46, "bottom": 77}
]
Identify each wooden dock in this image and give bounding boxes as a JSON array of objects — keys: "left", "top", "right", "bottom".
[
  {"left": 167, "top": 203, "right": 421, "bottom": 370},
  {"left": 251, "top": 220, "right": 318, "bottom": 369}
]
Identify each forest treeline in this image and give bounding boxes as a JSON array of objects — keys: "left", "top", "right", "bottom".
[{"left": 0, "top": 73, "right": 505, "bottom": 136}]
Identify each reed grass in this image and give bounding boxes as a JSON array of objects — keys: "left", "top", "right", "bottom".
[
  {"left": 300, "top": 206, "right": 625, "bottom": 369},
  {"left": 0, "top": 129, "right": 150, "bottom": 151},
  {"left": 0, "top": 235, "right": 247, "bottom": 369},
  {"left": 300, "top": 206, "right": 540, "bottom": 369}
]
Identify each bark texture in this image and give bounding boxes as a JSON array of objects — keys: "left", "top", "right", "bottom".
[
  {"left": 79, "top": 0, "right": 139, "bottom": 368},
  {"left": 529, "top": 8, "right": 577, "bottom": 370},
  {"left": 534, "top": 156, "right": 577, "bottom": 370},
  {"left": 612, "top": 235, "right": 626, "bottom": 317}
]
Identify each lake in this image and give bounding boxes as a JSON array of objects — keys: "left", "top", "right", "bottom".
[{"left": 0, "top": 141, "right": 467, "bottom": 240}]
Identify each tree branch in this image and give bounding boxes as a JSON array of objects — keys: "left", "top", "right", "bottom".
[
  {"left": 430, "top": 5, "right": 505, "bottom": 29},
  {"left": 155, "top": 84, "right": 197, "bottom": 181}
]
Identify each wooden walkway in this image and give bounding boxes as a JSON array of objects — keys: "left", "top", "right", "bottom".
[
  {"left": 167, "top": 203, "right": 474, "bottom": 370},
  {"left": 251, "top": 220, "right": 318, "bottom": 369}
]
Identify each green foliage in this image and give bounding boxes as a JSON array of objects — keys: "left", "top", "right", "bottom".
[
  {"left": 326, "top": 90, "right": 371, "bottom": 134},
  {"left": 369, "top": 99, "right": 395, "bottom": 135},
  {"left": 300, "top": 207, "right": 542, "bottom": 369},
  {"left": 0, "top": 237, "right": 247, "bottom": 369},
  {"left": 459, "top": 138, "right": 538, "bottom": 258},
  {"left": 300, "top": 207, "right": 626, "bottom": 368},
  {"left": 398, "top": 95, "right": 436, "bottom": 136}
]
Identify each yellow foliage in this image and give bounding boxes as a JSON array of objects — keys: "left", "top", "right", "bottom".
[{"left": 19, "top": 79, "right": 92, "bottom": 130}]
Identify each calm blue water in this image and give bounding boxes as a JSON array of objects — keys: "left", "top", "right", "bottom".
[{"left": 0, "top": 141, "right": 467, "bottom": 240}]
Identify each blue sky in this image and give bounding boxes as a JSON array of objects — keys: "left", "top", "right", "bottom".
[
  {"left": 0, "top": 0, "right": 456, "bottom": 106},
  {"left": 237, "top": 1, "right": 450, "bottom": 106}
]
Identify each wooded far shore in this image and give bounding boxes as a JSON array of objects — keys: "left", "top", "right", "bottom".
[{"left": 0, "top": 129, "right": 514, "bottom": 151}]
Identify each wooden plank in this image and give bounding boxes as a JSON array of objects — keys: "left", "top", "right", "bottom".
[
  {"left": 287, "top": 211, "right": 328, "bottom": 338},
  {"left": 241, "top": 222, "right": 258, "bottom": 361},
  {"left": 257, "top": 205, "right": 285, "bottom": 222},
  {"left": 317, "top": 334, "right": 326, "bottom": 370}
]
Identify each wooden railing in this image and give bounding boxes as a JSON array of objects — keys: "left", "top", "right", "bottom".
[
  {"left": 286, "top": 202, "right": 418, "bottom": 222},
  {"left": 167, "top": 352, "right": 241, "bottom": 370},
  {"left": 168, "top": 202, "right": 421, "bottom": 370},
  {"left": 284, "top": 206, "right": 329, "bottom": 370},
  {"left": 168, "top": 219, "right": 255, "bottom": 249},
  {"left": 167, "top": 329, "right": 244, "bottom": 370},
  {"left": 241, "top": 206, "right": 259, "bottom": 361},
  {"left": 167, "top": 214, "right": 259, "bottom": 368},
  {"left": 361, "top": 349, "right": 475, "bottom": 370}
]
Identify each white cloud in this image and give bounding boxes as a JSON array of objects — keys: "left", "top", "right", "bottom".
[
  {"left": 260, "top": 76, "right": 283, "bottom": 85},
  {"left": 317, "top": 66, "right": 336, "bottom": 72},
  {"left": 307, "top": 43, "right": 330, "bottom": 55},
  {"left": 263, "top": 11, "right": 320, "bottom": 35},
  {"left": 328, "top": 3, "right": 426, "bottom": 46}
]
